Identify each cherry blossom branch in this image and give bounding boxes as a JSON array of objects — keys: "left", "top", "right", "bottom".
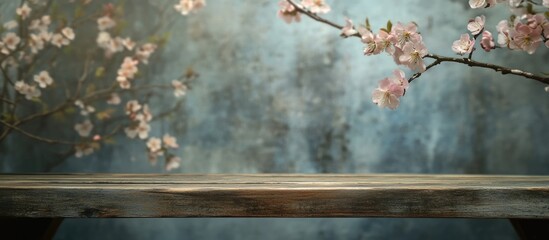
[
  {"left": 287, "top": 0, "right": 549, "bottom": 86},
  {"left": 0, "top": 119, "right": 79, "bottom": 145},
  {"left": 421, "top": 54, "right": 549, "bottom": 85},
  {"left": 0, "top": 98, "right": 16, "bottom": 105}
]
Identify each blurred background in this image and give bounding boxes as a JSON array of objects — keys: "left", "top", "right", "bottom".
[{"left": 2, "top": 0, "right": 549, "bottom": 239}]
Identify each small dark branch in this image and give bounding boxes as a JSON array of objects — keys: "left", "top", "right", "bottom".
[
  {"left": 425, "top": 54, "right": 549, "bottom": 85},
  {"left": 1, "top": 98, "right": 16, "bottom": 105},
  {"left": 287, "top": 0, "right": 361, "bottom": 38},
  {"left": 72, "top": 55, "right": 93, "bottom": 100},
  {"left": 0, "top": 119, "right": 78, "bottom": 145},
  {"left": 468, "top": 33, "right": 481, "bottom": 60},
  {"left": 408, "top": 59, "right": 442, "bottom": 83}
]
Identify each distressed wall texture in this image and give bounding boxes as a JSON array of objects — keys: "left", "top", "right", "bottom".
[{"left": 2, "top": 1, "right": 549, "bottom": 239}]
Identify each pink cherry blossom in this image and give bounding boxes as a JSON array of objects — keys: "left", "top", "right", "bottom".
[
  {"left": 389, "top": 69, "right": 409, "bottom": 90},
  {"left": 277, "top": 0, "right": 301, "bottom": 24},
  {"left": 452, "top": 33, "right": 475, "bottom": 55},
  {"left": 357, "top": 27, "right": 379, "bottom": 56},
  {"left": 496, "top": 20, "right": 515, "bottom": 48},
  {"left": 467, "top": 15, "right": 485, "bottom": 35},
  {"left": 399, "top": 41, "right": 428, "bottom": 72},
  {"left": 512, "top": 23, "right": 543, "bottom": 54},
  {"left": 480, "top": 30, "right": 495, "bottom": 52},
  {"left": 301, "top": 0, "right": 331, "bottom": 14},
  {"left": 341, "top": 17, "right": 357, "bottom": 37},
  {"left": 376, "top": 30, "right": 394, "bottom": 54},
  {"left": 372, "top": 75, "right": 406, "bottom": 110},
  {"left": 391, "top": 22, "right": 421, "bottom": 49}
]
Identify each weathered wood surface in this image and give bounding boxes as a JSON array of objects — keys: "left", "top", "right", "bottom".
[{"left": 0, "top": 174, "right": 548, "bottom": 218}]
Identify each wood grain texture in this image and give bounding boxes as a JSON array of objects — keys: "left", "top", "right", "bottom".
[{"left": 0, "top": 174, "right": 548, "bottom": 218}]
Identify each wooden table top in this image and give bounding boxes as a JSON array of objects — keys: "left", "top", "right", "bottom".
[{"left": 1, "top": 174, "right": 548, "bottom": 218}]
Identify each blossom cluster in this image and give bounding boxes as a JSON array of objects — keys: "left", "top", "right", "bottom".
[
  {"left": 279, "top": 0, "right": 549, "bottom": 110},
  {"left": 5, "top": 3, "right": 75, "bottom": 100},
  {"left": 1, "top": 1, "right": 200, "bottom": 171},
  {"left": 468, "top": 0, "right": 549, "bottom": 9},
  {"left": 453, "top": 10, "right": 549, "bottom": 56},
  {"left": 277, "top": 0, "right": 428, "bottom": 110}
]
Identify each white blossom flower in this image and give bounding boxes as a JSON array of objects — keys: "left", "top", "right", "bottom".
[
  {"left": 3, "top": 32, "right": 21, "bottom": 51},
  {"left": 61, "top": 27, "right": 75, "bottom": 41},
  {"left": 97, "top": 16, "right": 116, "bottom": 31},
  {"left": 75, "top": 144, "right": 94, "bottom": 158},
  {"left": 41, "top": 15, "right": 51, "bottom": 26},
  {"left": 135, "top": 43, "right": 157, "bottom": 64},
  {"left": 121, "top": 37, "right": 135, "bottom": 51},
  {"left": 116, "top": 57, "right": 139, "bottom": 88},
  {"left": 136, "top": 104, "right": 152, "bottom": 122},
  {"left": 51, "top": 33, "right": 69, "bottom": 48},
  {"left": 107, "top": 93, "right": 121, "bottom": 105},
  {"left": 74, "top": 100, "right": 95, "bottom": 116},
  {"left": 33, "top": 71, "right": 53, "bottom": 88},
  {"left": 15, "top": 81, "right": 41, "bottom": 100},
  {"left": 16, "top": 3, "right": 32, "bottom": 20},
  {"left": 38, "top": 31, "right": 52, "bottom": 42},
  {"left": 29, "top": 34, "right": 45, "bottom": 53},
  {"left": 147, "top": 137, "right": 162, "bottom": 153},
  {"left": 125, "top": 100, "right": 142, "bottom": 115},
  {"left": 172, "top": 80, "right": 188, "bottom": 97},
  {"left": 165, "top": 156, "right": 181, "bottom": 171},
  {"left": 174, "top": 0, "right": 206, "bottom": 15},
  {"left": 125, "top": 121, "right": 151, "bottom": 139},
  {"left": 163, "top": 134, "right": 179, "bottom": 149},
  {"left": 74, "top": 120, "right": 93, "bottom": 137},
  {"left": 96, "top": 31, "right": 112, "bottom": 48}
]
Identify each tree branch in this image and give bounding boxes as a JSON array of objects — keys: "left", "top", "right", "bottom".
[
  {"left": 0, "top": 119, "right": 78, "bottom": 145},
  {"left": 286, "top": 0, "right": 549, "bottom": 85}
]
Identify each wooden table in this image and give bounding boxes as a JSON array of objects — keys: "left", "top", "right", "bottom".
[{"left": 1, "top": 174, "right": 548, "bottom": 239}]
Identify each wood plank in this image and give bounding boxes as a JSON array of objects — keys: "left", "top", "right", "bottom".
[{"left": 0, "top": 174, "right": 548, "bottom": 218}]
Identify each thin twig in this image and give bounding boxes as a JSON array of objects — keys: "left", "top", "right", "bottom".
[{"left": 0, "top": 119, "right": 78, "bottom": 145}]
